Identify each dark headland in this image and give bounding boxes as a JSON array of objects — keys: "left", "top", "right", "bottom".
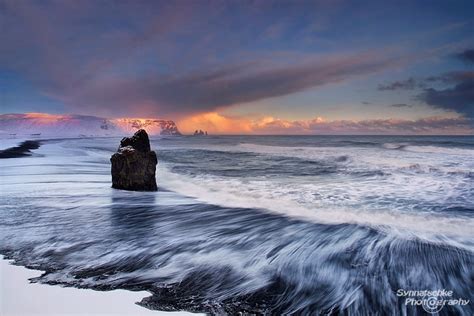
[{"left": 0, "top": 140, "right": 41, "bottom": 159}]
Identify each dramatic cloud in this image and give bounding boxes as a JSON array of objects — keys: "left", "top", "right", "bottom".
[
  {"left": 66, "top": 52, "right": 398, "bottom": 117},
  {"left": 0, "top": 0, "right": 452, "bottom": 119},
  {"left": 380, "top": 70, "right": 474, "bottom": 91},
  {"left": 178, "top": 113, "right": 472, "bottom": 135},
  {"left": 0, "top": 0, "right": 394, "bottom": 117},
  {"left": 420, "top": 78, "right": 474, "bottom": 119},
  {"left": 378, "top": 65, "right": 474, "bottom": 120},
  {"left": 2, "top": 0, "right": 473, "bottom": 136},
  {"left": 414, "top": 70, "right": 474, "bottom": 120}
]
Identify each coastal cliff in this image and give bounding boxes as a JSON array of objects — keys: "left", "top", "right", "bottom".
[{"left": 0, "top": 113, "right": 182, "bottom": 137}]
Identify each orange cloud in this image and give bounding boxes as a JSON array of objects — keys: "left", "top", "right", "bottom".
[
  {"left": 22, "top": 112, "right": 73, "bottom": 125},
  {"left": 24, "top": 112, "right": 68, "bottom": 120},
  {"left": 178, "top": 112, "right": 325, "bottom": 134},
  {"left": 177, "top": 112, "right": 472, "bottom": 135},
  {"left": 177, "top": 112, "right": 254, "bottom": 134}
]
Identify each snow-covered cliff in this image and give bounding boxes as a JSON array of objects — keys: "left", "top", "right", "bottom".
[{"left": 0, "top": 113, "right": 181, "bottom": 137}]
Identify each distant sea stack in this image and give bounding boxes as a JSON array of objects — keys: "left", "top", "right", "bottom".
[
  {"left": 193, "top": 129, "right": 208, "bottom": 136},
  {"left": 110, "top": 129, "right": 158, "bottom": 191}
]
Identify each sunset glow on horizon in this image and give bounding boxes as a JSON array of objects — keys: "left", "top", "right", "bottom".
[
  {"left": 1, "top": 1, "right": 473, "bottom": 134},
  {"left": 1, "top": 111, "right": 470, "bottom": 135}
]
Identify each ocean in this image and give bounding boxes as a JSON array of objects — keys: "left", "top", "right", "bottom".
[{"left": 1, "top": 135, "right": 473, "bottom": 315}]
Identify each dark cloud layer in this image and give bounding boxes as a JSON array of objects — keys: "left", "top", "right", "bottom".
[
  {"left": 1, "top": 0, "right": 404, "bottom": 118},
  {"left": 377, "top": 46, "right": 474, "bottom": 120},
  {"left": 2, "top": 0, "right": 460, "bottom": 119},
  {"left": 425, "top": 70, "right": 474, "bottom": 84},
  {"left": 420, "top": 78, "right": 474, "bottom": 119},
  {"left": 456, "top": 49, "right": 474, "bottom": 64},
  {"left": 419, "top": 70, "right": 474, "bottom": 119},
  {"left": 67, "top": 53, "right": 397, "bottom": 117},
  {"left": 377, "top": 78, "right": 420, "bottom": 91}
]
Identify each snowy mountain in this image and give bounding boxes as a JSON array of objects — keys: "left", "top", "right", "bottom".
[{"left": 0, "top": 113, "right": 181, "bottom": 137}]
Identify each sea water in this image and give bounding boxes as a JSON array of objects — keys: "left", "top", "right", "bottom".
[{"left": 0, "top": 135, "right": 473, "bottom": 314}]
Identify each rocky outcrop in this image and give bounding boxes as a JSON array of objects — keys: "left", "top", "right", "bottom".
[
  {"left": 158, "top": 120, "right": 181, "bottom": 135},
  {"left": 110, "top": 129, "right": 158, "bottom": 191},
  {"left": 0, "top": 140, "right": 41, "bottom": 159},
  {"left": 193, "top": 129, "right": 208, "bottom": 136}
]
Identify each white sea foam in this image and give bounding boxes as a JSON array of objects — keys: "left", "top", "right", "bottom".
[
  {"left": 402, "top": 145, "right": 474, "bottom": 155},
  {"left": 158, "top": 163, "right": 474, "bottom": 249},
  {"left": 234, "top": 142, "right": 474, "bottom": 178},
  {"left": 155, "top": 141, "right": 473, "bottom": 243},
  {"left": 381, "top": 142, "right": 409, "bottom": 149}
]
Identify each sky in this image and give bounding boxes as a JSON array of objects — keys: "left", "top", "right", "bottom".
[{"left": 1, "top": 0, "right": 473, "bottom": 134}]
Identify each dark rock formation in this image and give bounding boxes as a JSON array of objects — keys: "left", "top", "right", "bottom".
[
  {"left": 193, "top": 129, "right": 208, "bottom": 136},
  {"left": 119, "top": 129, "right": 151, "bottom": 152},
  {"left": 110, "top": 129, "right": 158, "bottom": 191},
  {"left": 0, "top": 140, "right": 41, "bottom": 158},
  {"left": 158, "top": 120, "right": 182, "bottom": 135}
]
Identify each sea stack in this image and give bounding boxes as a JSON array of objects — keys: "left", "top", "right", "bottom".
[{"left": 110, "top": 129, "right": 158, "bottom": 191}]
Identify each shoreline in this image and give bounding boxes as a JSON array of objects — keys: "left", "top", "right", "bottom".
[{"left": 0, "top": 256, "right": 201, "bottom": 316}]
